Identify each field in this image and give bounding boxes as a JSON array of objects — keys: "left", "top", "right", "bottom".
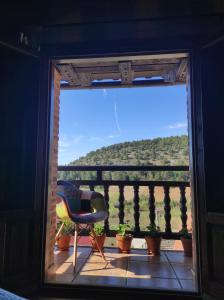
[{"left": 85, "top": 186, "right": 192, "bottom": 232}]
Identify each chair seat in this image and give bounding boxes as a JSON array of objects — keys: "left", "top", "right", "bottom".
[{"left": 70, "top": 210, "right": 108, "bottom": 224}]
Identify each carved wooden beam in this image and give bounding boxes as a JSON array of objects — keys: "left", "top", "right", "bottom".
[
  {"left": 119, "top": 61, "right": 134, "bottom": 84},
  {"left": 176, "top": 58, "right": 187, "bottom": 82},
  {"left": 77, "top": 72, "right": 92, "bottom": 87},
  {"left": 70, "top": 63, "right": 176, "bottom": 73},
  {"left": 58, "top": 64, "right": 80, "bottom": 85},
  {"left": 163, "top": 68, "right": 177, "bottom": 83}
]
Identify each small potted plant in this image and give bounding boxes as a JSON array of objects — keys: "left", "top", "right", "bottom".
[
  {"left": 56, "top": 218, "right": 74, "bottom": 251},
  {"left": 179, "top": 228, "right": 192, "bottom": 257},
  {"left": 116, "top": 223, "right": 133, "bottom": 253},
  {"left": 145, "top": 224, "right": 162, "bottom": 255},
  {"left": 89, "top": 223, "right": 106, "bottom": 252}
]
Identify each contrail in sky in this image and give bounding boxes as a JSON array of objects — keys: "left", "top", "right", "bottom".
[{"left": 114, "top": 102, "right": 121, "bottom": 132}]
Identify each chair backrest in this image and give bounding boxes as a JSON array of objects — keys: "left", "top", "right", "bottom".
[{"left": 56, "top": 181, "right": 107, "bottom": 220}]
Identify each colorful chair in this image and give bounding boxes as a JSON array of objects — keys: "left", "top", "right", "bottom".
[{"left": 56, "top": 180, "right": 108, "bottom": 272}]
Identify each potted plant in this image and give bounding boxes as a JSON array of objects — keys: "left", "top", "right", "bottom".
[
  {"left": 179, "top": 228, "right": 192, "bottom": 257},
  {"left": 89, "top": 223, "right": 106, "bottom": 252},
  {"left": 145, "top": 224, "right": 162, "bottom": 255},
  {"left": 116, "top": 223, "right": 133, "bottom": 253},
  {"left": 56, "top": 218, "right": 74, "bottom": 251}
]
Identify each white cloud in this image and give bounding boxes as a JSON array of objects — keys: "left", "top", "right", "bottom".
[
  {"left": 107, "top": 133, "right": 121, "bottom": 139},
  {"left": 166, "top": 122, "right": 187, "bottom": 129}
]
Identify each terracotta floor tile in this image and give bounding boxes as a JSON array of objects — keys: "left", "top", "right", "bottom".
[
  {"left": 75, "top": 259, "right": 126, "bottom": 286},
  {"left": 127, "top": 277, "right": 181, "bottom": 289},
  {"left": 86, "top": 252, "right": 109, "bottom": 263},
  {"left": 54, "top": 253, "right": 73, "bottom": 264},
  {"left": 171, "top": 263, "right": 193, "bottom": 279},
  {"left": 103, "top": 247, "right": 130, "bottom": 259},
  {"left": 55, "top": 262, "right": 75, "bottom": 274},
  {"left": 129, "top": 250, "right": 168, "bottom": 263},
  {"left": 127, "top": 261, "right": 176, "bottom": 279},
  {"left": 48, "top": 259, "right": 86, "bottom": 276},
  {"left": 87, "top": 250, "right": 129, "bottom": 263},
  {"left": 180, "top": 279, "right": 197, "bottom": 291},
  {"left": 74, "top": 274, "right": 126, "bottom": 287},
  {"left": 54, "top": 248, "right": 73, "bottom": 257},
  {"left": 77, "top": 260, "right": 127, "bottom": 280},
  {"left": 46, "top": 272, "right": 74, "bottom": 284},
  {"left": 76, "top": 246, "right": 93, "bottom": 259},
  {"left": 105, "top": 260, "right": 127, "bottom": 276},
  {"left": 79, "top": 261, "right": 108, "bottom": 273},
  {"left": 165, "top": 251, "right": 192, "bottom": 265},
  {"left": 54, "top": 246, "right": 92, "bottom": 263}
]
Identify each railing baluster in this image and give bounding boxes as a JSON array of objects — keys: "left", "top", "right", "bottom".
[
  {"left": 97, "top": 170, "right": 102, "bottom": 181},
  {"left": 164, "top": 185, "right": 172, "bottom": 234},
  {"left": 133, "top": 185, "right": 140, "bottom": 233},
  {"left": 180, "top": 185, "right": 188, "bottom": 229},
  {"left": 104, "top": 184, "right": 110, "bottom": 234},
  {"left": 118, "top": 185, "right": 125, "bottom": 224},
  {"left": 89, "top": 185, "right": 95, "bottom": 191},
  {"left": 148, "top": 185, "right": 156, "bottom": 226}
]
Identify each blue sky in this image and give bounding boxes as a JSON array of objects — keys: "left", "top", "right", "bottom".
[{"left": 58, "top": 85, "right": 187, "bottom": 165}]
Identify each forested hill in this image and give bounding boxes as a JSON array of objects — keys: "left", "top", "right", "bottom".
[{"left": 58, "top": 135, "right": 189, "bottom": 181}]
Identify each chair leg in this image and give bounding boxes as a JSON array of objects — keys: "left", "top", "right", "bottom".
[
  {"left": 90, "top": 224, "right": 106, "bottom": 261},
  {"left": 73, "top": 223, "right": 79, "bottom": 272},
  {"left": 55, "top": 222, "right": 64, "bottom": 242}
]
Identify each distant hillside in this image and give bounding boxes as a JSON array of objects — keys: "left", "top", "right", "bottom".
[{"left": 58, "top": 135, "right": 189, "bottom": 181}]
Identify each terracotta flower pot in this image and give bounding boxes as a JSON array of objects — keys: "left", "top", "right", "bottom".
[
  {"left": 89, "top": 234, "right": 106, "bottom": 252},
  {"left": 181, "top": 237, "right": 192, "bottom": 256},
  {"left": 57, "top": 234, "right": 71, "bottom": 250},
  {"left": 116, "top": 234, "right": 133, "bottom": 253},
  {"left": 145, "top": 236, "right": 161, "bottom": 255}
]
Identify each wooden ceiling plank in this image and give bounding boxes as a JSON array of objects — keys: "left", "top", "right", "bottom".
[
  {"left": 132, "top": 58, "right": 180, "bottom": 65},
  {"left": 57, "top": 53, "right": 188, "bottom": 65}
]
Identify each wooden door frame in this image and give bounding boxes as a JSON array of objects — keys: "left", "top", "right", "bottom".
[
  {"left": 0, "top": 41, "right": 42, "bottom": 295},
  {"left": 191, "top": 37, "right": 224, "bottom": 299},
  {"left": 39, "top": 42, "right": 203, "bottom": 299}
]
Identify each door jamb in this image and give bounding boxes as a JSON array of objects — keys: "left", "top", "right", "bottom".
[{"left": 40, "top": 47, "right": 202, "bottom": 297}]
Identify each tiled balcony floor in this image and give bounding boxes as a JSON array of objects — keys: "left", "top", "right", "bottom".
[{"left": 46, "top": 246, "right": 196, "bottom": 292}]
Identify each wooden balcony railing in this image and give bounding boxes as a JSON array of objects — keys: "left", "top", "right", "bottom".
[{"left": 57, "top": 165, "right": 190, "bottom": 239}]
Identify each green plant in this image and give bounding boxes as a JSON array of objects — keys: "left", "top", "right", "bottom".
[
  {"left": 179, "top": 228, "right": 192, "bottom": 239},
  {"left": 116, "top": 223, "right": 131, "bottom": 236},
  {"left": 93, "top": 223, "right": 105, "bottom": 236},
  {"left": 145, "top": 224, "right": 161, "bottom": 237},
  {"left": 57, "top": 218, "right": 74, "bottom": 235}
]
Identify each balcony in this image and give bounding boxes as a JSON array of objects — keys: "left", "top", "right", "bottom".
[{"left": 46, "top": 165, "right": 196, "bottom": 292}]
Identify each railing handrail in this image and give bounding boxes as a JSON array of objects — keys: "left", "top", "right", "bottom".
[
  {"left": 58, "top": 165, "right": 189, "bottom": 172},
  {"left": 67, "top": 180, "right": 189, "bottom": 187}
]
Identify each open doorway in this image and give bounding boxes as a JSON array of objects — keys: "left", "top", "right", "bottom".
[{"left": 44, "top": 53, "right": 197, "bottom": 292}]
